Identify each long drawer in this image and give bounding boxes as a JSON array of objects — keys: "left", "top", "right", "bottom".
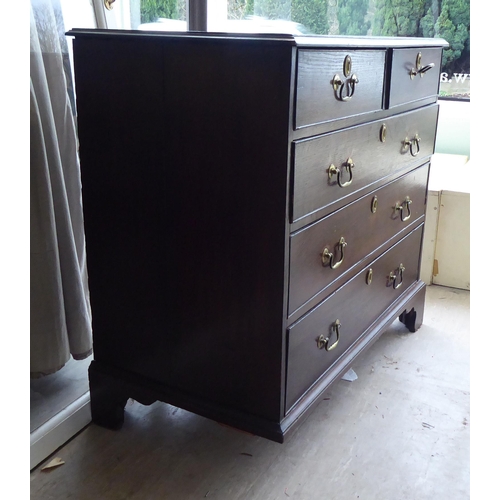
[
  {"left": 288, "top": 163, "right": 429, "bottom": 316},
  {"left": 295, "top": 49, "right": 386, "bottom": 129},
  {"left": 292, "top": 104, "right": 438, "bottom": 223},
  {"left": 286, "top": 224, "right": 424, "bottom": 413}
]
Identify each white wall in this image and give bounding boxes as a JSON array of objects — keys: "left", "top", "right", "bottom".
[
  {"left": 435, "top": 99, "right": 470, "bottom": 158},
  {"left": 421, "top": 98, "right": 470, "bottom": 291}
]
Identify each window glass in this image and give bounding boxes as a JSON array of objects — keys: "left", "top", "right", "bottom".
[
  {"left": 216, "top": 0, "right": 470, "bottom": 100},
  {"left": 108, "top": 0, "right": 187, "bottom": 31},
  {"left": 103, "top": 1, "right": 469, "bottom": 100}
]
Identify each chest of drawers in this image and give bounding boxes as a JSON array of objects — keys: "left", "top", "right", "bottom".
[{"left": 68, "top": 29, "right": 447, "bottom": 443}]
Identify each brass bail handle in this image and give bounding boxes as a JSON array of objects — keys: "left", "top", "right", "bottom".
[
  {"left": 328, "top": 158, "right": 355, "bottom": 188},
  {"left": 104, "top": 0, "right": 116, "bottom": 10},
  {"left": 395, "top": 196, "right": 413, "bottom": 221},
  {"left": 332, "top": 55, "right": 359, "bottom": 101},
  {"left": 332, "top": 74, "right": 359, "bottom": 101},
  {"left": 410, "top": 52, "right": 435, "bottom": 79},
  {"left": 317, "top": 319, "right": 341, "bottom": 351},
  {"left": 389, "top": 263, "right": 405, "bottom": 289},
  {"left": 403, "top": 134, "right": 421, "bottom": 157},
  {"left": 410, "top": 134, "right": 421, "bottom": 156},
  {"left": 322, "top": 237, "right": 347, "bottom": 270}
]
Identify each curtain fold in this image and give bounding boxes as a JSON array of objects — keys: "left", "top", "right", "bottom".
[{"left": 30, "top": 0, "right": 93, "bottom": 378}]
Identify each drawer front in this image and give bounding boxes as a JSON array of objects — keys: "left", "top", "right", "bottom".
[
  {"left": 389, "top": 48, "right": 442, "bottom": 108},
  {"left": 286, "top": 225, "right": 423, "bottom": 413},
  {"left": 295, "top": 49, "right": 386, "bottom": 129},
  {"left": 292, "top": 104, "right": 438, "bottom": 222},
  {"left": 289, "top": 163, "right": 429, "bottom": 316}
]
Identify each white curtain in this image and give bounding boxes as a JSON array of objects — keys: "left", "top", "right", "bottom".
[{"left": 30, "top": 0, "right": 93, "bottom": 377}]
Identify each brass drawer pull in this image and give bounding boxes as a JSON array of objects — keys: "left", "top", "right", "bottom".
[
  {"left": 410, "top": 52, "right": 435, "bottom": 79},
  {"left": 104, "top": 0, "right": 116, "bottom": 10},
  {"left": 403, "top": 134, "right": 421, "bottom": 157},
  {"left": 328, "top": 158, "right": 355, "bottom": 187},
  {"left": 380, "top": 123, "right": 387, "bottom": 143},
  {"left": 389, "top": 263, "right": 405, "bottom": 289},
  {"left": 317, "top": 319, "right": 341, "bottom": 351},
  {"left": 332, "top": 56, "right": 359, "bottom": 101},
  {"left": 322, "top": 237, "right": 347, "bottom": 270},
  {"left": 332, "top": 74, "right": 359, "bottom": 101},
  {"left": 366, "top": 268, "right": 373, "bottom": 285},
  {"left": 394, "top": 196, "right": 413, "bottom": 221}
]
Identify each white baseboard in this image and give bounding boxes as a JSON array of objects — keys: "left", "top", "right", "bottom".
[{"left": 30, "top": 392, "right": 91, "bottom": 470}]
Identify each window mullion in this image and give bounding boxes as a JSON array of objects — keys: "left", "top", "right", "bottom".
[{"left": 187, "top": 0, "right": 207, "bottom": 31}]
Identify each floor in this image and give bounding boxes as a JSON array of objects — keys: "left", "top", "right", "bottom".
[{"left": 30, "top": 285, "right": 470, "bottom": 499}]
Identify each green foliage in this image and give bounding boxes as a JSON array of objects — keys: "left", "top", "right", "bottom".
[
  {"left": 291, "top": 0, "right": 330, "bottom": 35},
  {"left": 228, "top": 0, "right": 330, "bottom": 35},
  {"left": 245, "top": 0, "right": 255, "bottom": 17},
  {"left": 250, "top": 0, "right": 330, "bottom": 34},
  {"left": 337, "top": 0, "right": 370, "bottom": 35},
  {"left": 373, "top": 0, "right": 430, "bottom": 37},
  {"left": 420, "top": 7, "right": 436, "bottom": 38},
  {"left": 434, "top": 0, "right": 470, "bottom": 72},
  {"left": 140, "top": 0, "right": 179, "bottom": 24},
  {"left": 228, "top": 0, "right": 254, "bottom": 19},
  {"left": 373, "top": 0, "right": 469, "bottom": 74},
  {"left": 253, "top": 0, "right": 290, "bottom": 19}
]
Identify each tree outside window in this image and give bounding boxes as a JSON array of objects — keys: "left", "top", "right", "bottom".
[
  {"left": 131, "top": 0, "right": 469, "bottom": 99},
  {"left": 226, "top": 0, "right": 470, "bottom": 99}
]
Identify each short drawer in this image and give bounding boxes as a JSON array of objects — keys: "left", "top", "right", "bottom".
[
  {"left": 288, "top": 163, "right": 429, "bottom": 316},
  {"left": 285, "top": 225, "right": 424, "bottom": 413},
  {"left": 295, "top": 49, "right": 386, "bottom": 129},
  {"left": 292, "top": 104, "right": 438, "bottom": 223},
  {"left": 389, "top": 47, "right": 442, "bottom": 108}
]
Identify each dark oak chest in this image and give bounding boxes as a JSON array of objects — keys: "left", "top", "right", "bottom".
[{"left": 68, "top": 29, "right": 447, "bottom": 442}]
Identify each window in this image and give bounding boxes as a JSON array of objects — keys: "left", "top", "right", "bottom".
[
  {"left": 98, "top": 0, "right": 470, "bottom": 100},
  {"left": 100, "top": 0, "right": 187, "bottom": 30},
  {"left": 219, "top": 0, "right": 470, "bottom": 100}
]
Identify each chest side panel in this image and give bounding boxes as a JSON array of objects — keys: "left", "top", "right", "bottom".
[{"left": 73, "top": 35, "right": 295, "bottom": 421}]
